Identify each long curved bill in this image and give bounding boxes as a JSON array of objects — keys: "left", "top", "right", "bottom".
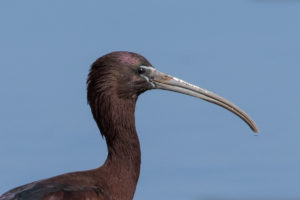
[{"left": 141, "top": 66, "right": 259, "bottom": 133}]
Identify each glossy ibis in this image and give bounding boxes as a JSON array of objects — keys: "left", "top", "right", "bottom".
[{"left": 0, "top": 51, "right": 258, "bottom": 200}]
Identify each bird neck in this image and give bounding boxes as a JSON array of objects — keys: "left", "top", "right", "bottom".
[{"left": 92, "top": 94, "right": 141, "bottom": 200}]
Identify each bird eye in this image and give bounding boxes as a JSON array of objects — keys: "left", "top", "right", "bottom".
[{"left": 138, "top": 67, "right": 146, "bottom": 74}]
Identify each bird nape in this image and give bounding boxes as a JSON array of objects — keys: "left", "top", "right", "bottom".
[{"left": 0, "top": 51, "right": 258, "bottom": 200}]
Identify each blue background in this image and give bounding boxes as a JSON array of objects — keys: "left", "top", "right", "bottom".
[{"left": 0, "top": 1, "right": 299, "bottom": 199}]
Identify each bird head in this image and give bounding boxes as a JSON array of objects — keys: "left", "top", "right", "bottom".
[{"left": 87, "top": 51, "right": 258, "bottom": 133}]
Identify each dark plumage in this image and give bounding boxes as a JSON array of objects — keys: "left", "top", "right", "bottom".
[{"left": 0, "top": 51, "right": 258, "bottom": 200}]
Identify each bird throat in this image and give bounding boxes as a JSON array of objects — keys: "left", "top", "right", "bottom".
[{"left": 92, "top": 94, "right": 141, "bottom": 200}]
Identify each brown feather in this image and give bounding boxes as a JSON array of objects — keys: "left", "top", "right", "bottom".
[{"left": 1, "top": 51, "right": 151, "bottom": 200}]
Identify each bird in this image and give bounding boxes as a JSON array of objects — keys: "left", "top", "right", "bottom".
[{"left": 0, "top": 51, "right": 258, "bottom": 200}]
